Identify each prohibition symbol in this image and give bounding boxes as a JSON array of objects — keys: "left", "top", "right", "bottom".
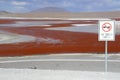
[
  {"left": 102, "top": 22, "right": 112, "bottom": 32},
  {"left": 99, "top": 20, "right": 115, "bottom": 41}
]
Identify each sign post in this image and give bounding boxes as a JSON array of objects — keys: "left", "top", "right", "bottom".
[
  {"left": 105, "top": 40, "right": 108, "bottom": 72},
  {"left": 98, "top": 20, "right": 115, "bottom": 72}
]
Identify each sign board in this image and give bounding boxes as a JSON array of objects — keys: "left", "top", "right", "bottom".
[{"left": 98, "top": 20, "right": 115, "bottom": 41}]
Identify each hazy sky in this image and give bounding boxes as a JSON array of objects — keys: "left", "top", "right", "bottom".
[{"left": 0, "top": 0, "right": 120, "bottom": 12}]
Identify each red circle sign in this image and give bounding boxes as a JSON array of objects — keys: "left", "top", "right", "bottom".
[{"left": 102, "top": 22, "right": 112, "bottom": 32}]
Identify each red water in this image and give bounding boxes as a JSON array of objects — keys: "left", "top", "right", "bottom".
[{"left": 0, "top": 19, "right": 119, "bottom": 56}]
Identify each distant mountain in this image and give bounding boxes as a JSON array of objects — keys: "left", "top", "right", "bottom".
[
  {"left": 31, "top": 7, "right": 69, "bottom": 13},
  {"left": 1, "top": 9, "right": 120, "bottom": 18},
  {"left": 0, "top": 11, "right": 10, "bottom": 14}
]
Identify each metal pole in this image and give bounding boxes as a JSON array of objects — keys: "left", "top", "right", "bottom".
[{"left": 105, "top": 40, "right": 108, "bottom": 73}]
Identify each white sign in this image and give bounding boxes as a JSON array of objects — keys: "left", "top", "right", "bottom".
[{"left": 98, "top": 20, "right": 115, "bottom": 41}]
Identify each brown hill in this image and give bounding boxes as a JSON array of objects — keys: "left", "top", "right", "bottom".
[
  {"left": 31, "top": 7, "right": 69, "bottom": 13},
  {"left": 0, "top": 9, "right": 120, "bottom": 18}
]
